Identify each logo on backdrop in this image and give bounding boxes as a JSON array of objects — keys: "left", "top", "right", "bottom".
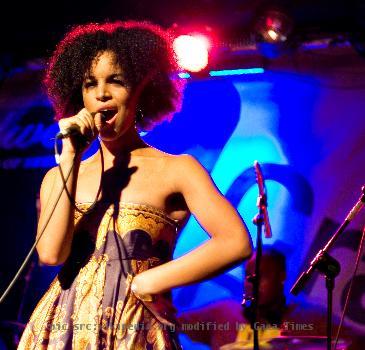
[{"left": 0, "top": 66, "right": 57, "bottom": 169}]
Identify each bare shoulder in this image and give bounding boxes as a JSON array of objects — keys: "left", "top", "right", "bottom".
[
  {"left": 147, "top": 152, "right": 207, "bottom": 178},
  {"left": 169, "top": 153, "right": 210, "bottom": 176},
  {"left": 39, "top": 166, "right": 59, "bottom": 196},
  {"left": 169, "top": 153, "right": 203, "bottom": 169},
  {"left": 136, "top": 146, "right": 178, "bottom": 160},
  {"left": 135, "top": 147, "right": 190, "bottom": 169},
  {"left": 167, "top": 154, "right": 216, "bottom": 194},
  {"left": 135, "top": 150, "right": 209, "bottom": 192},
  {"left": 41, "top": 166, "right": 58, "bottom": 188}
]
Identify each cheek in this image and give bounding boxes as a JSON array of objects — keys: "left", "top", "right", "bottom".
[{"left": 82, "top": 92, "right": 92, "bottom": 109}]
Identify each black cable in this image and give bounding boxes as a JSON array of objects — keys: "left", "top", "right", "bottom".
[
  {"left": 26, "top": 138, "right": 104, "bottom": 349},
  {"left": 0, "top": 154, "right": 77, "bottom": 304},
  {"left": 0, "top": 136, "right": 106, "bottom": 350},
  {"left": 55, "top": 137, "right": 104, "bottom": 214},
  {"left": 333, "top": 225, "right": 365, "bottom": 350},
  {"left": 0, "top": 135, "right": 103, "bottom": 304}
]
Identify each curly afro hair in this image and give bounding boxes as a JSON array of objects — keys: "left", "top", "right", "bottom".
[{"left": 44, "top": 21, "right": 183, "bottom": 130}]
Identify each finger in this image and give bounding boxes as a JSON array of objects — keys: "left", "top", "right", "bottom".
[
  {"left": 77, "top": 109, "right": 101, "bottom": 139},
  {"left": 58, "top": 118, "right": 79, "bottom": 135},
  {"left": 93, "top": 112, "right": 106, "bottom": 132},
  {"left": 78, "top": 110, "right": 96, "bottom": 137},
  {"left": 73, "top": 115, "right": 90, "bottom": 136},
  {"left": 78, "top": 109, "right": 94, "bottom": 131},
  {"left": 58, "top": 114, "right": 89, "bottom": 138},
  {"left": 88, "top": 111, "right": 100, "bottom": 136}
]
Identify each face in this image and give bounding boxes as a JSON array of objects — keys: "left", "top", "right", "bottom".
[
  {"left": 244, "top": 255, "right": 286, "bottom": 306},
  {"left": 82, "top": 51, "right": 134, "bottom": 141}
]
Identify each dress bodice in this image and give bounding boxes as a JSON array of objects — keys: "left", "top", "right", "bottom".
[{"left": 66, "top": 201, "right": 179, "bottom": 268}]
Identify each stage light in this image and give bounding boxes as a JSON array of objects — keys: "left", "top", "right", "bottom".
[
  {"left": 255, "top": 9, "right": 293, "bottom": 44},
  {"left": 173, "top": 34, "right": 210, "bottom": 72},
  {"left": 254, "top": 8, "right": 295, "bottom": 59},
  {"left": 177, "top": 68, "right": 264, "bottom": 79},
  {"left": 209, "top": 68, "right": 264, "bottom": 76}
]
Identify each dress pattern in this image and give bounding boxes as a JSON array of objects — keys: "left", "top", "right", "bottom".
[{"left": 18, "top": 202, "right": 181, "bottom": 350}]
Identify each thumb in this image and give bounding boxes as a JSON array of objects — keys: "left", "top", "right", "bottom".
[{"left": 93, "top": 112, "right": 106, "bottom": 132}]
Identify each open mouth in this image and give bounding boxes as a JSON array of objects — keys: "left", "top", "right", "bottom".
[
  {"left": 100, "top": 109, "right": 118, "bottom": 122},
  {"left": 96, "top": 109, "right": 118, "bottom": 127},
  {"left": 100, "top": 109, "right": 117, "bottom": 122}
]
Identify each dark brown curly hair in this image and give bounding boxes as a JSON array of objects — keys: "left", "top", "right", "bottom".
[{"left": 44, "top": 21, "right": 183, "bottom": 130}]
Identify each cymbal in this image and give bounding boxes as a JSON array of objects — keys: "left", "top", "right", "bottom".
[
  {"left": 220, "top": 340, "right": 271, "bottom": 350},
  {"left": 220, "top": 336, "right": 351, "bottom": 350},
  {"left": 271, "top": 336, "right": 350, "bottom": 349}
]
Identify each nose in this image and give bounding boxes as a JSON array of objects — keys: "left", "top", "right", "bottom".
[{"left": 96, "top": 84, "right": 111, "bottom": 102}]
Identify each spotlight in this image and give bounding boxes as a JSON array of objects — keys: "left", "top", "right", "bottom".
[
  {"left": 255, "top": 9, "right": 293, "bottom": 44},
  {"left": 173, "top": 34, "right": 211, "bottom": 72},
  {"left": 254, "top": 8, "right": 295, "bottom": 58}
]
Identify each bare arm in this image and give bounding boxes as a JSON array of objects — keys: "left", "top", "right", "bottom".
[
  {"left": 36, "top": 108, "right": 101, "bottom": 265},
  {"left": 133, "top": 154, "right": 253, "bottom": 294},
  {"left": 36, "top": 154, "right": 81, "bottom": 265}
]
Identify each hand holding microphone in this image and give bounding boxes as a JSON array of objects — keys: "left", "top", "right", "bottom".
[{"left": 56, "top": 108, "right": 105, "bottom": 153}]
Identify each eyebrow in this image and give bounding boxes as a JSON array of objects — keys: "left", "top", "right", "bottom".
[{"left": 84, "top": 73, "right": 124, "bottom": 80}]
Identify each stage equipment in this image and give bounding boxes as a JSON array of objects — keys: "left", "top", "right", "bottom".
[
  {"left": 291, "top": 185, "right": 365, "bottom": 350},
  {"left": 242, "top": 160, "right": 273, "bottom": 350},
  {"left": 220, "top": 335, "right": 351, "bottom": 350},
  {"left": 173, "top": 34, "right": 211, "bottom": 72}
]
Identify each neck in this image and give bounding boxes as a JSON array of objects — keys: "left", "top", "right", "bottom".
[{"left": 97, "top": 126, "right": 148, "bottom": 165}]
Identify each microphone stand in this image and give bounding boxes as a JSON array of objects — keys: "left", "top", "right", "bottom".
[
  {"left": 291, "top": 185, "right": 365, "bottom": 350},
  {"left": 242, "top": 161, "right": 272, "bottom": 350},
  {"left": 250, "top": 195, "right": 266, "bottom": 350}
]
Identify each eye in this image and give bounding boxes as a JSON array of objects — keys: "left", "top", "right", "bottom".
[
  {"left": 83, "top": 80, "right": 96, "bottom": 88},
  {"left": 111, "top": 78, "right": 126, "bottom": 86}
]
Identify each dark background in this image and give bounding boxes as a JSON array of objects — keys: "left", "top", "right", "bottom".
[{"left": 0, "top": 0, "right": 363, "bottom": 65}]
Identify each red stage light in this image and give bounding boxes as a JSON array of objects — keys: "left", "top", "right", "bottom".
[{"left": 173, "top": 34, "right": 210, "bottom": 72}]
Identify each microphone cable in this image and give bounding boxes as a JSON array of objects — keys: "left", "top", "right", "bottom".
[
  {"left": 27, "top": 137, "right": 103, "bottom": 350},
  {"left": 0, "top": 135, "right": 103, "bottom": 304},
  {"left": 0, "top": 151, "right": 77, "bottom": 304},
  {"left": 54, "top": 135, "right": 104, "bottom": 215}
]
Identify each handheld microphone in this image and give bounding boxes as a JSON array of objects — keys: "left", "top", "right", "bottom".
[
  {"left": 254, "top": 160, "right": 272, "bottom": 238},
  {"left": 55, "top": 111, "right": 106, "bottom": 141},
  {"left": 56, "top": 125, "right": 83, "bottom": 140}
]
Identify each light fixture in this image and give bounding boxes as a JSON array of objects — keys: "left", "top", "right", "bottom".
[
  {"left": 255, "top": 9, "right": 293, "bottom": 44},
  {"left": 173, "top": 34, "right": 211, "bottom": 72},
  {"left": 253, "top": 8, "right": 295, "bottom": 58}
]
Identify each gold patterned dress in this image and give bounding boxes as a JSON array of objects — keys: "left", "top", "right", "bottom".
[{"left": 18, "top": 202, "right": 181, "bottom": 350}]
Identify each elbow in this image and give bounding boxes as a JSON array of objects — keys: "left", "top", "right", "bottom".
[
  {"left": 243, "top": 241, "right": 253, "bottom": 260},
  {"left": 37, "top": 252, "right": 66, "bottom": 266},
  {"left": 243, "top": 232, "right": 253, "bottom": 259},
  {"left": 232, "top": 232, "right": 253, "bottom": 262}
]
